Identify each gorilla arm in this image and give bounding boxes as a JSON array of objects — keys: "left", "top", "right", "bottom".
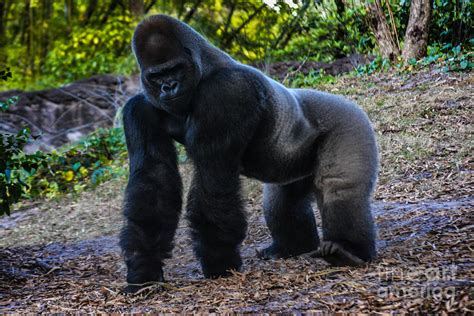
[
  {"left": 185, "top": 68, "right": 263, "bottom": 278},
  {"left": 119, "top": 94, "right": 183, "bottom": 293}
]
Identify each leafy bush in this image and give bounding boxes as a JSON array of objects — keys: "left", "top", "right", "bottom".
[
  {"left": 25, "top": 128, "right": 127, "bottom": 199},
  {"left": 288, "top": 69, "right": 337, "bottom": 87},
  {"left": 0, "top": 124, "right": 46, "bottom": 216},
  {"left": 1, "top": 70, "right": 46, "bottom": 215},
  {"left": 355, "top": 44, "right": 473, "bottom": 75},
  {"left": 44, "top": 15, "right": 137, "bottom": 85},
  {"left": 355, "top": 56, "right": 392, "bottom": 76},
  {"left": 421, "top": 44, "right": 473, "bottom": 71},
  {"left": 430, "top": 0, "right": 473, "bottom": 49},
  {"left": 271, "top": 4, "right": 374, "bottom": 62},
  {"left": 0, "top": 124, "right": 128, "bottom": 215}
]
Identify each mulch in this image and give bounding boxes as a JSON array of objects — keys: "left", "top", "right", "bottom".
[
  {"left": 0, "top": 68, "right": 473, "bottom": 313},
  {"left": 0, "top": 198, "right": 472, "bottom": 313}
]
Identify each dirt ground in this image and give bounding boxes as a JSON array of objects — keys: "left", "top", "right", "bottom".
[{"left": 1, "top": 68, "right": 473, "bottom": 313}]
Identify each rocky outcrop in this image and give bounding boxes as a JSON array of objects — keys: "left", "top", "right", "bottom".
[{"left": 0, "top": 75, "right": 139, "bottom": 151}]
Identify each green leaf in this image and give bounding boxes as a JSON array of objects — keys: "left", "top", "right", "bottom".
[
  {"left": 5, "top": 169, "right": 11, "bottom": 182},
  {"left": 452, "top": 45, "right": 461, "bottom": 55},
  {"left": 72, "top": 162, "right": 81, "bottom": 171},
  {"left": 408, "top": 58, "right": 417, "bottom": 65}
]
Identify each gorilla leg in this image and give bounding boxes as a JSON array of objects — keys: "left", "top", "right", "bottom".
[
  {"left": 316, "top": 189, "right": 376, "bottom": 265},
  {"left": 119, "top": 95, "right": 182, "bottom": 293},
  {"left": 314, "top": 133, "right": 377, "bottom": 266},
  {"left": 259, "top": 177, "right": 320, "bottom": 259}
]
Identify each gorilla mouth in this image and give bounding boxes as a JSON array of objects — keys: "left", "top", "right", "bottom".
[{"left": 162, "top": 94, "right": 185, "bottom": 101}]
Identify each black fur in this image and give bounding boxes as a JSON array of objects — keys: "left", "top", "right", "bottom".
[
  {"left": 120, "top": 15, "right": 379, "bottom": 292},
  {"left": 119, "top": 95, "right": 182, "bottom": 292},
  {"left": 259, "top": 177, "right": 320, "bottom": 259}
]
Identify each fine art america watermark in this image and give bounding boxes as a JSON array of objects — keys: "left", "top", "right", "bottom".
[{"left": 376, "top": 265, "right": 459, "bottom": 302}]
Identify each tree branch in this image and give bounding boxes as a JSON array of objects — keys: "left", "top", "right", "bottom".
[{"left": 222, "top": 3, "right": 266, "bottom": 48}]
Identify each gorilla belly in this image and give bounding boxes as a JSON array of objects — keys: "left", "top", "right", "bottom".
[{"left": 241, "top": 135, "right": 317, "bottom": 184}]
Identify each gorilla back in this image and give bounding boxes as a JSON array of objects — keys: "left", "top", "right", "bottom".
[{"left": 120, "top": 14, "right": 379, "bottom": 292}]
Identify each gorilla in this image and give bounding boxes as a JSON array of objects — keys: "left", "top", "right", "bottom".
[{"left": 120, "top": 14, "right": 378, "bottom": 292}]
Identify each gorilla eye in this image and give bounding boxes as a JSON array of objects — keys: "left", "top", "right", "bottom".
[{"left": 183, "top": 47, "right": 192, "bottom": 57}]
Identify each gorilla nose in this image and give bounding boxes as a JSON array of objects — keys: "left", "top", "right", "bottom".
[{"left": 161, "top": 81, "right": 179, "bottom": 95}]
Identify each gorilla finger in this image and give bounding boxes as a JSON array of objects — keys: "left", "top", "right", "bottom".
[
  {"left": 319, "top": 241, "right": 365, "bottom": 266},
  {"left": 301, "top": 248, "right": 322, "bottom": 258},
  {"left": 122, "top": 282, "right": 166, "bottom": 295}
]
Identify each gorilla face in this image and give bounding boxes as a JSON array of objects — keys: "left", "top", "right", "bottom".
[{"left": 133, "top": 29, "right": 201, "bottom": 116}]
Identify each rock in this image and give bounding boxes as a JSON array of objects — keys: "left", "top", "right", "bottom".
[
  {"left": 255, "top": 54, "right": 374, "bottom": 80},
  {"left": 0, "top": 75, "right": 139, "bottom": 150}
]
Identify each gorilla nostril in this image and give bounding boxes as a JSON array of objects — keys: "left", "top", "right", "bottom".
[
  {"left": 161, "top": 81, "right": 179, "bottom": 94},
  {"left": 161, "top": 84, "right": 170, "bottom": 93},
  {"left": 170, "top": 81, "right": 178, "bottom": 91}
]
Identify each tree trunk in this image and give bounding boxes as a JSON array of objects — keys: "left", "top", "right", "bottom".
[
  {"left": 100, "top": 1, "right": 120, "bottom": 25},
  {"left": 222, "top": 3, "right": 266, "bottom": 49},
  {"left": 334, "top": 0, "right": 345, "bottom": 17},
  {"left": 82, "top": 0, "right": 98, "bottom": 25},
  {"left": 367, "top": 0, "right": 400, "bottom": 61},
  {"left": 144, "top": 0, "right": 157, "bottom": 14},
  {"left": 402, "top": 0, "right": 431, "bottom": 61},
  {"left": 0, "top": 0, "right": 7, "bottom": 64},
  {"left": 129, "top": 0, "right": 144, "bottom": 17},
  {"left": 183, "top": 0, "right": 203, "bottom": 23},
  {"left": 271, "top": 0, "right": 310, "bottom": 50}
]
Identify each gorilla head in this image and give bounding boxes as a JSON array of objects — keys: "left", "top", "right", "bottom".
[{"left": 132, "top": 15, "right": 203, "bottom": 116}]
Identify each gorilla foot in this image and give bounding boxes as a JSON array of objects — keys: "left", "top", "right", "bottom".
[
  {"left": 257, "top": 244, "right": 287, "bottom": 259},
  {"left": 257, "top": 242, "right": 318, "bottom": 260},
  {"left": 123, "top": 264, "right": 165, "bottom": 294},
  {"left": 200, "top": 250, "right": 242, "bottom": 279},
  {"left": 304, "top": 241, "right": 366, "bottom": 266}
]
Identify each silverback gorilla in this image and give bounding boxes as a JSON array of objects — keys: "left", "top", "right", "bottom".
[{"left": 120, "top": 14, "right": 379, "bottom": 292}]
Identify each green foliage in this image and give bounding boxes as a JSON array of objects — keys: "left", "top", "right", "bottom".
[
  {"left": 0, "top": 96, "right": 18, "bottom": 111},
  {"left": 25, "top": 128, "right": 127, "bottom": 200},
  {"left": 0, "top": 68, "right": 13, "bottom": 81},
  {"left": 0, "top": 123, "right": 46, "bottom": 216},
  {"left": 1, "top": 0, "right": 472, "bottom": 91},
  {"left": 380, "top": 0, "right": 472, "bottom": 54},
  {"left": 44, "top": 15, "right": 137, "bottom": 84},
  {"left": 288, "top": 69, "right": 337, "bottom": 88},
  {"left": 1, "top": 1, "right": 139, "bottom": 91},
  {"left": 272, "top": 4, "right": 374, "bottom": 62},
  {"left": 355, "top": 44, "right": 472, "bottom": 76},
  {"left": 422, "top": 44, "right": 474, "bottom": 72},
  {"left": 0, "top": 69, "right": 46, "bottom": 215},
  {"left": 430, "top": 0, "right": 472, "bottom": 48},
  {"left": 0, "top": 125, "right": 128, "bottom": 215},
  {"left": 355, "top": 56, "right": 392, "bottom": 76},
  {"left": 0, "top": 124, "right": 194, "bottom": 214}
]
